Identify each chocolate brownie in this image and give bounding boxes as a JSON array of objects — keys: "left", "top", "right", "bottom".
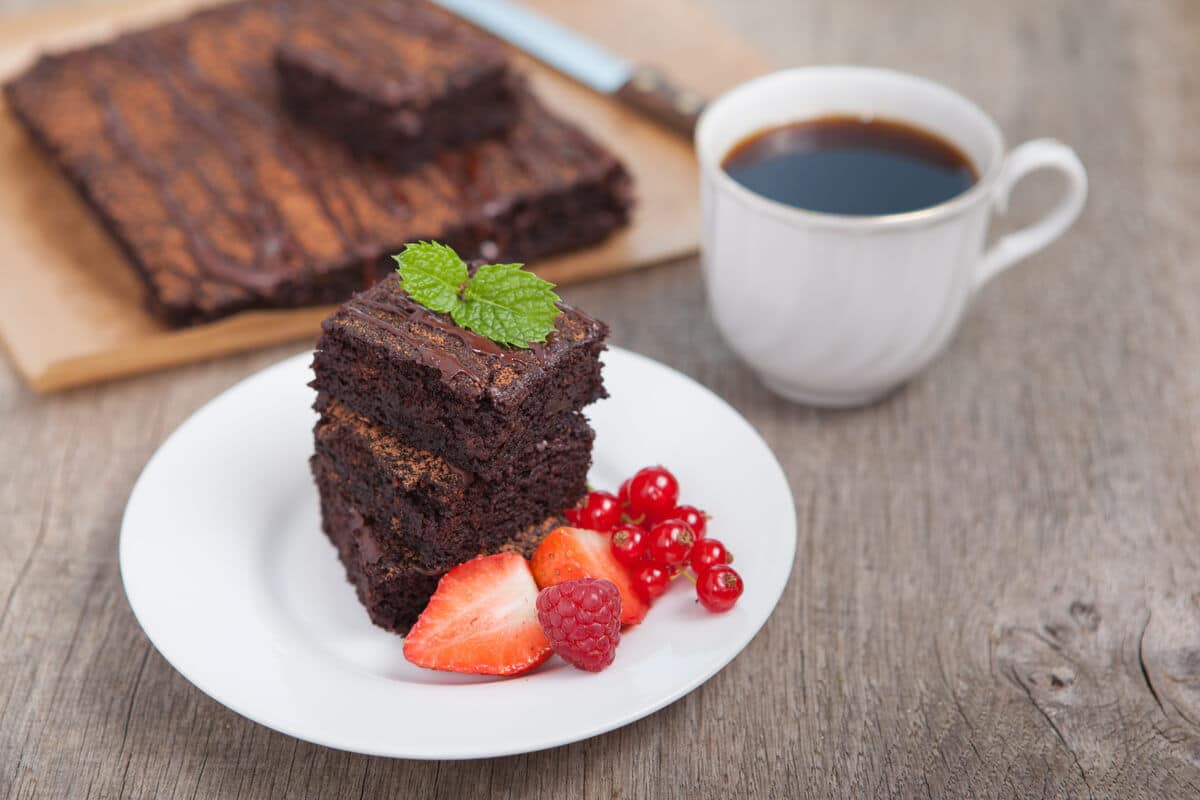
[
  {"left": 2, "top": 0, "right": 633, "bottom": 327},
  {"left": 311, "top": 273, "right": 608, "bottom": 475},
  {"left": 276, "top": 0, "right": 521, "bottom": 170},
  {"left": 314, "top": 458, "right": 563, "bottom": 634},
  {"left": 313, "top": 399, "right": 591, "bottom": 567}
]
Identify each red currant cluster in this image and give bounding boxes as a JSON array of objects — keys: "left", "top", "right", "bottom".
[{"left": 564, "top": 466, "right": 744, "bottom": 613}]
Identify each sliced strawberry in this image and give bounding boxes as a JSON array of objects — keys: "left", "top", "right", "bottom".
[
  {"left": 529, "top": 526, "right": 649, "bottom": 625},
  {"left": 403, "top": 553, "right": 552, "bottom": 676}
]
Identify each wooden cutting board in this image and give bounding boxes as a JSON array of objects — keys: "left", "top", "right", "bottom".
[{"left": 0, "top": 0, "right": 768, "bottom": 392}]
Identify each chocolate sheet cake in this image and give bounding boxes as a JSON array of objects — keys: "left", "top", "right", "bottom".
[
  {"left": 276, "top": 0, "right": 521, "bottom": 169},
  {"left": 311, "top": 272, "right": 608, "bottom": 634},
  {"left": 2, "top": 0, "right": 633, "bottom": 327}
]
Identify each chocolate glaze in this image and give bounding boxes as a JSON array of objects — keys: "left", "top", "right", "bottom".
[{"left": 342, "top": 280, "right": 572, "bottom": 385}]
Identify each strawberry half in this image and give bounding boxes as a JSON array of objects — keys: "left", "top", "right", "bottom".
[
  {"left": 529, "top": 526, "right": 649, "bottom": 625},
  {"left": 403, "top": 553, "right": 552, "bottom": 676}
]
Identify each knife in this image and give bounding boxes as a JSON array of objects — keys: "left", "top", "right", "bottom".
[{"left": 433, "top": 0, "right": 706, "bottom": 137}]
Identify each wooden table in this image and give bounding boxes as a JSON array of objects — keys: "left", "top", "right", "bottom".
[{"left": 3, "top": 0, "right": 1199, "bottom": 797}]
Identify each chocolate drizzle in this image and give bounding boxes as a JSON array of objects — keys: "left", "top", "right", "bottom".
[
  {"left": 86, "top": 74, "right": 282, "bottom": 296},
  {"left": 123, "top": 36, "right": 311, "bottom": 273},
  {"left": 350, "top": 292, "right": 505, "bottom": 383}
]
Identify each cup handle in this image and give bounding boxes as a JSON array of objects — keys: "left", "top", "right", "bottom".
[{"left": 976, "top": 139, "right": 1088, "bottom": 288}]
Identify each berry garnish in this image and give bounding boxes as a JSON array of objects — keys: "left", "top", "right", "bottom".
[
  {"left": 671, "top": 505, "right": 709, "bottom": 539},
  {"left": 536, "top": 578, "right": 622, "bottom": 672},
  {"left": 403, "top": 553, "right": 552, "bottom": 676},
  {"left": 609, "top": 524, "right": 648, "bottom": 568},
  {"left": 689, "top": 539, "right": 732, "bottom": 574},
  {"left": 617, "top": 478, "right": 633, "bottom": 507},
  {"left": 696, "top": 565, "right": 744, "bottom": 612},
  {"left": 530, "top": 527, "right": 649, "bottom": 625},
  {"left": 574, "top": 490, "right": 622, "bottom": 532},
  {"left": 632, "top": 562, "right": 670, "bottom": 603},
  {"left": 626, "top": 466, "right": 680, "bottom": 523},
  {"left": 647, "top": 519, "right": 695, "bottom": 566}
]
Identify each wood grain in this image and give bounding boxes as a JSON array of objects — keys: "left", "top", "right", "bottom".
[{"left": 2, "top": 0, "right": 1200, "bottom": 798}]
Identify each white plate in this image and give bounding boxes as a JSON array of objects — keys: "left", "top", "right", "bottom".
[{"left": 120, "top": 347, "right": 796, "bottom": 759}]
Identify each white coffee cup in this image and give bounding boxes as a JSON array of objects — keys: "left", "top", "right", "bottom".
[{"left": 695, "top": 66, "right": 1087, "bottom": 407}]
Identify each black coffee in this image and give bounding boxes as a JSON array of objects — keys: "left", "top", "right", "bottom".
[{"left": 721, "top": 115, "right": 977, "bottom": 216}]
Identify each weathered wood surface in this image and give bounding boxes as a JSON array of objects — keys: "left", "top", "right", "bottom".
[{"left": 2, "top": 0, "right": 1199, "bottom": 797}]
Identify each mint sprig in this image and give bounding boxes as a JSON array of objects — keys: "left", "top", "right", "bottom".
[
  {"left": 394, "top": 242, "right": 562, "bottom": 348},
  {"left": 393, "top": 241, "right": 467, "bottom": 314}
]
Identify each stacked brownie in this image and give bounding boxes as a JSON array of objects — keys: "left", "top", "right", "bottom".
[
  {"left": 310, "top": 274, "right": 609, "bottom": 633},
  {"left": 2, "top": 0, "right": 633, "bottom": 327}
]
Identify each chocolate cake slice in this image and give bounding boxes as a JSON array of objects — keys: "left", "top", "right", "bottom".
[
  {"left": 276, "top": 0, "right": 521, "bottom": 169},
  {"left": 2, "top": 0, "right": 633, "bottom": 327},
  {"left": 308, "top": 241, "right": 608, "bottom": 635},
  {"left": 312, "top": 273, "right": 608, "bottom": 476},
  {"left": 313, "top": 400, "right": 592, "bottom": 568},
  {"left": 314, "top": 457, "right": 564, "bottom": 634}
]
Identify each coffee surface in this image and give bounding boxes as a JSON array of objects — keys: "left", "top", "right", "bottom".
[{"left": 721, "top": 115, "right": 977, "bottom": 216}]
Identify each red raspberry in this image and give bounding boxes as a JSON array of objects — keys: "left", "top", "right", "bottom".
[{"left": 535, "top": 578, "right": 622, "bottom": 672}]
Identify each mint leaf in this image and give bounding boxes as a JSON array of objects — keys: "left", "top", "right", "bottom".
[
  {"left": 393, "top": 241, "right": 467, "bottom": 314},
  {"left": 452, "top": 263, "right": 562, "bottom": 348}
]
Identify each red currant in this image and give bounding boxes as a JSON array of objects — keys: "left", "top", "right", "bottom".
[
  {"left": 689, "top": 539, "right": 732, "bottom": 574},
  {"left": 564, "top": 507, "right": 583, "bottom": 526},
  {"left": 573, "top": 490, "right": 622, "bottom": 532},
  {"left": 647, "top": 519, "right": 695, "bottom": 566},
  {"left": 632, "top": 562, "right": 670, "bottom": 603},
  {"left": 618, "top": 478, "right": 633, "bottom": 507},
  {"left": 627, "top": 466, "right": 680, "bottom": 523},
  {"left": 671, "top": 505, "right": 709, "bottom": 539},
  {"left": 609, "top": 524, "right": 648, "bottom": 568},
  {"left": 696, "top": 565, "right": 743, "bottom": 612}
]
